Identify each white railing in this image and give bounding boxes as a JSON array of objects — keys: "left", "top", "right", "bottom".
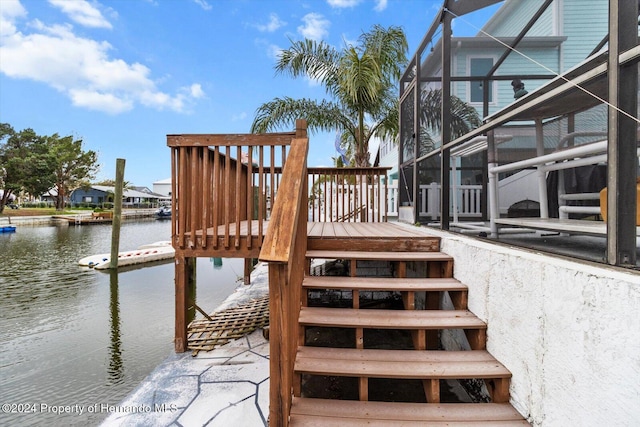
[
  {"left": 308, "top": 182, "right": 388, "bottom": 222},
  {"left": 386, "top": 180, "right": 483, "bottom": 219}
]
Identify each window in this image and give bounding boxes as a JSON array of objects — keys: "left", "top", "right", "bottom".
[
  {"left": 82, "top": 196, "right": 93, "bottom": 203},
  {"left": 469, "top": 57, "right": 494, "bottom": 103}
]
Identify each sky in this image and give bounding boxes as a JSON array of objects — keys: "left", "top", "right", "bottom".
[{"left": 0, "top": 0, "right": 499, "bottom": 188}]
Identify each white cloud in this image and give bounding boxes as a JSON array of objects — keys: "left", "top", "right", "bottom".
[
  {"left": 0, "top": 11, "right": 201, "bottom": 115},
  {"left": 48, "top": 0, "right": 112, "bottom": 29},
  {"left": 267, "top": 43, "right": 283, "bottom": 60},
  {"left": 192, "top": 0, "right": 212, "bottom": 11},
  {"left": 232, "top": 112, "right": 247, "bottom": 121},
  {"left": 304, "top": 75, "right": 322, "bottom": 87},
  {"left": 374, "top": 0, "right": 388, "bottom": 12},
  {"left": 255, "top": 13, "right": 285, "bottom": 32},
  {"left": 255, "top": 38, "right": 283, "bottom": 61},
  {"left": 0, "top": 0, "right": 27, "bottom": 37},
  {"left": 327, "top": 0, "right": 362, "bottom": 8},
  {"left": 69, "top": 88, "right": 133, "bottom": 113},
  {"left": 298, "top": 13, "right": 330, "bottom": 41},
  {"left": 188, "top": 83, "right": 205, "bottom": 98}
]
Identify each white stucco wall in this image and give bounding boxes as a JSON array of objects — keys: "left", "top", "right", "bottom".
[{"left": 425, "top": 228, "right": 640, "bottom": 426}]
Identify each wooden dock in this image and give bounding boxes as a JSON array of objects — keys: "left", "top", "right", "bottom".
[{"left": 53, "top": 210, "right": 156, "bottom": 225}]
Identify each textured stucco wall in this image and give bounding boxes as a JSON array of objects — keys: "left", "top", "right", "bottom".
[{"left": 427, "top": 229, "right": 640, "bottom": 426}]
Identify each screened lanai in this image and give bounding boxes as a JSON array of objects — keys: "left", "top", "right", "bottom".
[{"left": 398, "top": 0, "right": 639, "bottom": 267}]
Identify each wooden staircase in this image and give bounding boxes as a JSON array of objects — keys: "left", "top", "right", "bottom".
[{"left": 289, "top": 238, "right": 530, "bottom": 425}]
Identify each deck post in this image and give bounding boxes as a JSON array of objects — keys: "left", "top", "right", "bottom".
[
  {"left": 268, "top": 263, "right": 290, "bottom": 427},
  {"left": 175, "top": 254, "right": 196, "bottom": 352},
  {"left": 109, "top": 158, "right": 126, "bottom": 269},
  {"left": 244, "top": 258, "right": 252, "bottom": 284}
]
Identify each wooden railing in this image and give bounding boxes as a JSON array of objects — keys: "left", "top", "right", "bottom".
[
  {"left": 167, "top": 128, "right": 388, "bottom": 255},
  {"left": 167, "top": 127, "right": 307, "bottom": 255},
  {"left": 307, "top": 167, "right": 389, "bottom": 222},
  {"left": 168, "top": 123, "right": 306, "bottom": 353},
  {"left": 259, "top": 120, "right": 309, "bottom": 427}
]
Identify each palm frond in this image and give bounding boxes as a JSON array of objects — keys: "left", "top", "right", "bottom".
[
  {"left": 359, "top": 24, "right": 408, "bottom": 83},
  {"left": 337, "top": 48, "right": 382, "bottom": 111},
  {"left": 251, "top": 97, "right": 353, "bottom": 134},
  {"left": 419, "top": 89, "right": 482, "bottom": 137},
  {"left": 276, "top": 39, "right": 340, "bottom": 91}
]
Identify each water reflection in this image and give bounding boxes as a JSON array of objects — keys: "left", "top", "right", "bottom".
[
  {"left": 108, "top": 270, "right": 123, "bottom": 384},
  {"left": 0, "top": 220, "right": 244, "bottom": 426}
]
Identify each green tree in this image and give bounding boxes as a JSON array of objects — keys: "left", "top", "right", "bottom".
[
  {"left": 0, "top": 124, "right": 56, "bottom": 213},
  {"left": 0, "top": 124, "right": 99, "bottom": 212},
  {"left": 251, "top": 25, "right": 408, "bottom": 167},
  {"left": 48, "top": 134, "right": 99, "bottom": 210}
]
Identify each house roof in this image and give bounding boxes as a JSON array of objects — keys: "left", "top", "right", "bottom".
[
  {"left": 420, "top": 36, "right": 566, "bottom": 77},
  {"left": 89, "top": 185, "right": 166, "bottom": 199}
]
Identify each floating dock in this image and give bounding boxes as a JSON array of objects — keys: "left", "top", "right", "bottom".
[{"left": 79, "top": 241, "right": 174, "bottom": 269}]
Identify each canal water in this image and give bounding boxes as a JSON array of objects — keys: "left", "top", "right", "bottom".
[{"left": 0, "top": 219, "right": 243, "bottom": 426}]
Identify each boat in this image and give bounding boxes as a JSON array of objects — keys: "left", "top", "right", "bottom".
[
  {"left": 0, "top": 225, "right": 16, "bottom": 233},
  {"left": 155, "top": 206, "right": 171, "bottom": 218},
  {"left": 79, "top": 241, "right": 174, "bottom": 268}
]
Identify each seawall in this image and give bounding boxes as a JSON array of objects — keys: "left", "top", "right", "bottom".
[{"left": 424, "top": 227, "right": 640, "bottom": 426}]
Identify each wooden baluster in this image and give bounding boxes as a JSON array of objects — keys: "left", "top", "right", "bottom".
[
  {"left": 189, "top": 148, "right": 199, "bottom": 248},
  {"left": 212, "top": 147, "right": 220, "bottom": 249},
  {"left": 270, "top": 145, "right": 275, "bottom": 218},
  {"left": 224, "top": 146, "right": 231, "bottom": 248},
  {"left": 247, "top": 147, "right": 253, "bottom": 249},
  {"left": 258, "top": 145, "right": 264, "bottom": 239},
  {"left": 201, "top": 147, "right": 210, "bottom": 249},
  {"left": 235, "top": 146, "right": 242, "bottom": 248}
]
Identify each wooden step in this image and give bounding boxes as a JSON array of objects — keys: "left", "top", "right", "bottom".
[
  {"left": 307, "top": 236, "right": 442, "bottom": 252},
  {"left": 299, "top": 307, "right": 485, "bottom": 330},
  {"left": 290, "top": 398, "right": 530, "bottom": 426},
  {"left": 294, "top": 347, "right": 511, "bottom": 380},
  {"left": 306, "top": 250, "right": 453, "bottom": 262},
  {"left": 303, "top": 276, "right": 466, "bottom": 292},
  {"left": 307, "top": 223, "right": 442, "bottom": 252}
]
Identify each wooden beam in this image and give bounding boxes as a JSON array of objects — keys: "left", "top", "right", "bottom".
[{"left": 167, "top": 133, "right": 295, "bottom": 147}]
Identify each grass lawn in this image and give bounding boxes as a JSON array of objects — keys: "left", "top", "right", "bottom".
[{"left": 0, "top": 207, "right": 84, "bottom": 217}]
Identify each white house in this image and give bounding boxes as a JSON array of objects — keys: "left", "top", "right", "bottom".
[{"left": 152, "top": 178, "right": 172, "bottom": 197}]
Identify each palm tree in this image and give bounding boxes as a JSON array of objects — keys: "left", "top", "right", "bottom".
[
  {"left": 419, "top": 88, "right": 482, "bottom": 140},
  {"left": 402, "top": 88, "right": 482, "bottom": 158},
  {"left": 251, "top": 25, "right": 408, "bottom": 167}
]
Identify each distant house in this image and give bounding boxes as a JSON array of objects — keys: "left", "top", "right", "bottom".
[
  {"left": 152, "top": 178, "right": 172, "bottom": 198},
  {"left": 70, "top": 185, "right": 165, "bottom": 208}
]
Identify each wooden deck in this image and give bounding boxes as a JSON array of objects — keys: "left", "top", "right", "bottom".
[{"left": 178, "top": 221, "right": 442, "bottom": 257}]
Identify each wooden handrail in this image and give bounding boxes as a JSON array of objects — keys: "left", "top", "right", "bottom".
[
  {"left": 259, "top": 119, "right": 309, "bottom": 427},
  {"left": 259, "top": 137, "right": 309, "bottom": 262}
]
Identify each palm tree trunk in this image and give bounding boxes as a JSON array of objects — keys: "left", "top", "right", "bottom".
[{"left": 356, "top": 111, "right": 368, "bottom": 167}]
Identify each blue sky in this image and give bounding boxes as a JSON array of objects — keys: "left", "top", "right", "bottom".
[{"left": 0, "top": 0, "right": 499, "bottom": 188}]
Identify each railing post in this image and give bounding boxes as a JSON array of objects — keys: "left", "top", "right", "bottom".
[{"left": 260, "top": 128, "right": 309, "bottom": 427}]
